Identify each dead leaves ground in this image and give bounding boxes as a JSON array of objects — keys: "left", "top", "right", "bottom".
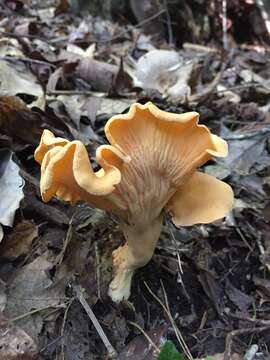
[{"left": 0, "top": 0, "right": 270, "bottom": 359}]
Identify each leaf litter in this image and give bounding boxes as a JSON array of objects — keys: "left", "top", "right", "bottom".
[{"left": 0, "top": 0, "right": 269, "bottom": 359}]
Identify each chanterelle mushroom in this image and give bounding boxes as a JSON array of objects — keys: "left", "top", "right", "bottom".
[{"left": 35, "top": 102, "right": 234, "bottom": 302}]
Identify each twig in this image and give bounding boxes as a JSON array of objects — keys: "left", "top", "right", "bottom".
[
  {"left": 61, "top": 298, "right": 75, "bottom": 360},
  {"left": 0, "top": 30, "right": 50, "bottom": 42},
  {"left": 255, "top": 0, "right": 270, "bottom": 35},
  {"left": 47, "top": 90, "right": 101, "bottom": 96},
  {"left": 93, "top": 9, "right": 166, "bottom": 43},
  {"left": 235, "top": 227, "right": 253, "bottom": 252},
  {"left": 94, "top": 242, "right": 102, "bottom": 300},
  {"left": 12, "top": 303, "right": 67, "bottom": 322},
  {"left": 227, "top": 311, "right": 270, "bottom": 326},
  {"left": 166, "top": 220, "right": 191, "bottom": 302},
  {"left": 128, "top": 321, "right": 160, "bottom": 354},
  {"left": 222, "top": 0, "right": 228, "bottom": 50},
  {"left": 163, "top": 0, "right": 173, "bottom": 45},
  {"left": 216, "top": 82, "right": 270, "bottom": 95},
  {"left": 73, "top": 284, "right": 117, "bottom": 359},
  {"left": 39, "top": 335, "right": 64, "bottom": 354},
  {"left": 0, "top": 55, "right": 56, "bottom": 68},
  {"left": 224, "top": 326, "right": 270, "bottom": 360},
  {"left": 144, "top": 281, "right": 193, "bottom": 360},
  {"left": 244, "top": 344, "right": 259, "bottom": 360},
  {"left": 223, "top": 127, "right": 270, "bottom": 140},
  {"left": 183, "top": 43, "right": 218, "bottom": 53}
]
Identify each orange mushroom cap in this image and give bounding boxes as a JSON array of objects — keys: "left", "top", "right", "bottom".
[{"left": 35, "top": 103, "right": 233, "bottom": 225}]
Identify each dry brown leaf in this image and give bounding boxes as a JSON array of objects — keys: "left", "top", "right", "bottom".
[
  {"left": 0, "top": 220, "right": 38, "bottom": 260},
  {"left": 5, "top": 252, "right": 66, "bottom": 340},
  {"left": 76, "top": 58, "right": 118, "bottom": 92},
  {"left": 0, "top": 312, "right": 38, "bottom": 360},
  {"left": 0, "top": 96, "right": 43, "bottom": 144}
]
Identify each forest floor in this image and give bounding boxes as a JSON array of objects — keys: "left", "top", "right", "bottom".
[{"left": 0, "top": 1, "right": 270, "bottom": 359}]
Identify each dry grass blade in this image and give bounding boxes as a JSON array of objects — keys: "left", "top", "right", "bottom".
[
  {"left": 73, "top": 284, "right": 118, "bottom": 359},
  {"left": 144, "top": 281, "right": 193, "bottom": 360}
]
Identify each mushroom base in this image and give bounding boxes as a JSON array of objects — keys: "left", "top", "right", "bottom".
[
  {"left": 108, "top": 216, "right": 163, "bottom": 302},
  {"left": 108, "top": 244, "right": 135, "bottom": 302}
]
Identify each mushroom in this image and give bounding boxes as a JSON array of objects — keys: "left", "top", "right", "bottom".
[
  {"left": 135, "top": 50, "right": 181, "bottom": 93},
  {"left": 35, "top": 102, "right": 234, "bottom": 302},
  {"left": 134, "top": 50, "right": 194, "bottom": 102}
]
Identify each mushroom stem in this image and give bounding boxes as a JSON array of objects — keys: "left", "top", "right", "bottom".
[{"left": 108, "top": 215, "right": 163, "bottom": 302}]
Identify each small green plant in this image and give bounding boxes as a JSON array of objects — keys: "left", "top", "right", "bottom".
[
  {"left": 157, "top": 341, "right": 213, "bottom": 360},
  {"left": 158, "top": 341, "right": 185, "bottom": 360}
]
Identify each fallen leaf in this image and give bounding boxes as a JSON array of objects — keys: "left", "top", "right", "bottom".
[
  {"left": 5, "top": 253, "right": 66, "bottom": 340},
  {"left": 118, "top": 325, "right": 168, "bottom": 360},
  {"left": 198, "top": 271, "right": 225, "bottom": 316},
  {"left": 0, "top": 312, "right": 38, "bottom": 360},
  {"left": 0, "top": 60, "right": 45, "bottom": 109},
  {"left": 110, "top": 57, "right": 133, "bottom": 95},
  {"left": 76, "top": 58, "right": 118, "bottom": 92},
  {"left": 97, "top": 97, "right": 134, "bottom": 116},
  {"left": 225, "top": 279, "right": 253, "bottom": 311},
  {"left": 205, "top": 125, "right": 268, "bottom": 178},
  {"left": 66, "top": 43, "right": 96, "bottom": 59},
  {"left": 253, "top": 276, "right": 270, "bottom": 299},
  {"left": 0, "top": 38, "right": 24, "bottom": 57},
  {"left": 0, "top": 96, "right": 43, "bottom": 144},
  {"left": 0, "top": 149, "right": 24, "bottom": 228},
  {"left": 0, "top": 220, "right": 38, "bottom": 260}
]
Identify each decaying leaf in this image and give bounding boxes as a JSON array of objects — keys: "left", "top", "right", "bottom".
[
  {"left": 76, "top": 58, "right": 118, "bottom": 92},
  {"left": 0, "top": 312, "right": 38, "bottom": 360},
  {"left": 0, "top": 149, "right": 24, "bottom": 229},
  {"left": 118, "top": 325, "right": 168, "bottom": 360},
  {"left": 0, "top": 38, "right": 24, "bottom": 57},
  {"left": 0, "top": 60, "right": 45, "bottom": 109},
  {"left": 0, "top": 220, "right": 38, "bottom": 260},
  {"left": 205, "top": 125, "right": 269, "bottom": 178},
  {"left": 5, "top": 253, "right": 66, "bottom": 340},
  {"left": 225, "top": 279, "right": 253, "bottom": 311},
  {"left": 0, "top": 96, "right": 43, "bottom": 144}
]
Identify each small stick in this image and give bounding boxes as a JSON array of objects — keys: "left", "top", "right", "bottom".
[
  {"left": 73, "top": 284, "right": 117, "bottom": 359},
  {"left": 0, "top": 55, "right": 56, "bottom": 68},
  {"left": 61, "top": 298, "right": 75, "bottom": 360},
  {"left": 183, "top": 43, "right": 218, "bottom": 53},
  {"left": 163, "top": 0, "right": 173, "bottom": 45},
  {"left": 222, "top": 0, "right": 228, "bottom": 50},
  {"left": 235, "top": 227, "right": 253, "bottom": 252},
  {"left": 39, "top": 335, "right": 64, "bottom": 354},
  {"left": 144, "top": 281, "right": 193, "bottom": 360},
  {"left": 224, "top": 326, "right": 270, "bottom": 360},
  {"left": 244, "top": 344, "right": 259, "bottom": 360},
  {"left": 255, "top": 0, "right": 270, "bottom": 35},
  {"left": 94, "top": 242, "right": 102, "bottom": 300},
  {"left": 12, "top": 303, "right": 67, "bottom": 322},
  {"left": 47, "top": 90, "right": 100, "bottom": 96}
]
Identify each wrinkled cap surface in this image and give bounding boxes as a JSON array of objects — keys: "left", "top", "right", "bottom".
[{"left": 35, "top": 102, "right": 234, "bottom": 226}]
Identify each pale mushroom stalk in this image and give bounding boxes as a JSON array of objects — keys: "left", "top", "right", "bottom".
[
  {"left": 109, "top": 215, "right": 163, "bottom": 301},
  {"left": 34, "top": 102, "right": 234, "bottom": 302}
]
